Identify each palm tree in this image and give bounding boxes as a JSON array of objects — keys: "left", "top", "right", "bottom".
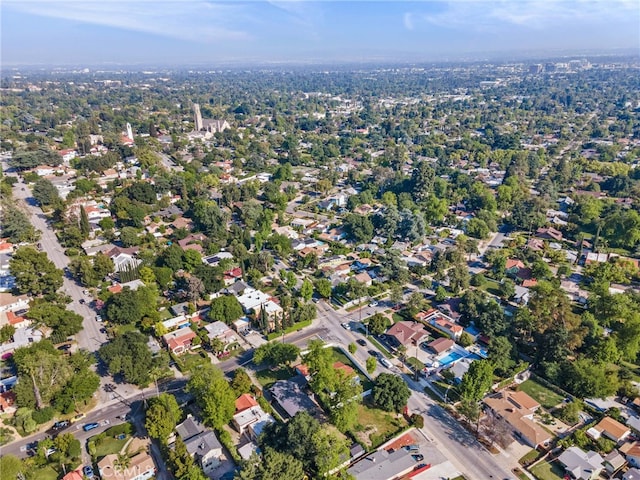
[{"left": 114, "top": 453, "right": 131, "bottom": 473}]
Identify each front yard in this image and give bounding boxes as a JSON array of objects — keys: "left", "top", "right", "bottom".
[
  {"left": 518, "top": 379, "right": 564, "bottom": 410},
  {"left": 530, "top": 460, "right": 565, "bottom": 480},
  {"left": 88, "top": 423, "right": 133, "bottom": 460},
  {"left": 255, "top": 367, "right": 295, "bottom": 389}
]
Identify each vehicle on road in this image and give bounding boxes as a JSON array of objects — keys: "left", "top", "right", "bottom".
[
  {"left": 79, "top": 299, "right": 85, "bottom": 304},
  {"left": 52, "top": 420, "right": 69, "bottom": 430},
  {"left": 71, "top": 413, "right": 85, "bottom": 423},
  {"left": 412, "top": 454, "right": 424, "bottom": 462},
  {"left": 95, "top": 315, "right": 102, "bottom": 322},
  {"left": 357, "top": 339, "right": 367, "bottom": 346},
  {"left": 83, "top": 422, "right": 99, "bottom": 432},
  {"left": 368, "top": 349, "right": 380, "bottom": 358},
  {"left": 341, "top": 322, "right": 350, "bottom": 330},
  {"left": 369, "top": 301, "right": 378, "bottom": 307},
  {"left": 380, "top": 357, "right": 393, "bottom": 369},
  {"left": 83, "top": 465, "right": 94, "bottom": 478}
]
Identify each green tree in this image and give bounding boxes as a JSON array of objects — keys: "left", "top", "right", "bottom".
[
  {"left": 32, "top": 178, "right": 60, "bottom": 206},
  {"left": 236, "top": 448, "right": 304, "bottom": 480},
  {"left": 299, "top": 279, "right": 313, "bottom": 302},
  {"left": 230, "top": 368, "right": 253, "bottom": 395},
  {"left": 26, "top": 303, "right": 83, "bottom": 337},
  {"left": 371, "top": 373, "right": 411, "bottom": 412},
  {"left": 0, "top": 324, "right": 16, "bottom": 344},
  {"left": 187, "top": 364, "right": 236, "bottom": 429},
  {"left": 10, "top": 247, "right": 63, "bottom": 296},
  {"left": 99, "top": 331, "right": 155, "bottom": 386},
  {"left": 208, "top": 295, "right": 244, "bottom": 324},
  {"left": 79, "top": 206, "right": 90, "bottom": 238},
  {"left": 314, "top": 278, "right": 332, "bottom": 299},
  {"left": 0, "top": 454, "right": 24, "bottom": 480},
  {"left": 368, "top": 313, "right": 390, "bottom": 335},
  {"left": 458, "top": 360, "right": 494, "bottom": 402},
  {"left": 145, "top": 393, "right": 182, "bottom": 444},
  {"left": 253, "top": 342, "right": 300, "bottom": 367},
  {"left": 366, "top": 356, "right": 377, "bottom": 374}
]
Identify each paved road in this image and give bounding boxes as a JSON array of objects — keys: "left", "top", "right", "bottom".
[
  {"left": 10, "top": 177, "right": 108, "bottom": 354},
  {"left": 314, "top": 300, "right": 515, "bottom": 480}
]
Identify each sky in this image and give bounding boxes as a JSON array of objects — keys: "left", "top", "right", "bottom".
[{"left": 1, "top": 1, "right": 639, "bottom": 66}]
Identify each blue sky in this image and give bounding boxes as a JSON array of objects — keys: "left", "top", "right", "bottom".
[{"left": 2, "top": 1, "right": 639, "bottom": 65}]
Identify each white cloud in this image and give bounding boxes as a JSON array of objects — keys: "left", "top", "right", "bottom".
[
  {"left": 407, "top": 0, "right": 639, "bottom": 31},
  {"left": 3, "top": 0, "right": 252, "bottom": 42}
]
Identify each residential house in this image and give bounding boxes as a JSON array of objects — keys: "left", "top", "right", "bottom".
[
  {"left": 223, "top": 267, "right": 243, "bottom": 286},
  {"left": 0, "top": 391, "right": 17, "bottom": 414},
  {"left": 620, "top": 442, "right": 640, "bottom": 467},
  {"left": 162, "top": 328, "right": 197, "bottom": 355},
  {"left": 175, "top": 415, "right": 223, "bottom": 475},
  {"left": 204, "top": 321, "right": 238, "bottom": 350},
  {"left": 0, "top": 293, "right": 29, "bottom": 313},
  {"left": 232, "top": 404, "right": 275, "bottom": 441},
  {"left": 202, "top": 251, "right": 233, "bottom": 267},
  {"left": 346, "top": 447, "right": 419, "bottom": 480},
  {"left": 557, "top": 446, "right": 604, "bottom": 480},
  {"left": 177, "top": 233, "right": 207, "bottom": 253},
  {"left": 385, "top": 321, "right": 428, "bottom": 349},
  {"left": 427, "top": 337, "right": 455, "bottom": 355},
  {"left": 624, "top": 468, "right": 640, "bottom": 480},
  {"left": 269, "top": 375, "right": 321, "bottom": 418},
  {"left": 353, "top": 272, "right": 373, "bottom": 286},
  {"left": 97, "top": 450, "right": 156, "bottom": 480},
  {"left": 483, "top": 390, "right": 551, "bottom": 448},
  {"left": 590, "top": 417, "right": 631, "bottom": 443},
  {"left": 429, "top": 315, "right": 463, "bottom": 340},
  {"left": 235, "top": 393, "right": 258, "bottom": 413},
  {"left": 62, "top": 469, "right": 84, "bottom": 480},
  {"left": 603, "top": 450, "right": 626, "bottom": 475},
  {"left": 505, "top": 259, "right": 533, "bottom": 281},
  {"left": 536, "top": 226, "right": 564, "bottom": 242}
]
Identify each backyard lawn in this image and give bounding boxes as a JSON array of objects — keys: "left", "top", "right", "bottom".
[
  {"left": 351, "top": 398, "right": 408, "bottom": 448},
  {"left": 518, "top": 379, "right": 564, "bottom": 409},
  {"left": 530, "top": 460, "right": 565, "bottom": 480}
]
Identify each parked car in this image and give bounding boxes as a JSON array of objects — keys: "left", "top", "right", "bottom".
[
  {"left": 368, "top": 350, "right": 381, "bottom": 358},
  {"left": 403, "top": 445, "right": 420, "bottom": 452},
  {"left": 83, "top": 422, "right": 99, "bottom": 432},
  {"left": 83, "top": 465, "right": 94, "bottom": 478},
  {"left": 71, "top": 413, "right": 85, "bottom": 423},
  {"left": 95, "top": 315, "right": 102, "bottom": 322},
  {"left": 369, "top": 301, "right": 379, "bottom": 307},
  {"left": 380, "top": 357, "right": 393, "bottom": 369},
  {"left": 357, "top": 339, "right": 367, "bottom": 346},
  {"left": 341, "top": 322, "right": 351, "bottom": 330},
  {"left": 52, "top": 420, "right": 69, "bottom": 430},
  {"left": 412, "top": 454, "right": 424, "bottom": 462}
]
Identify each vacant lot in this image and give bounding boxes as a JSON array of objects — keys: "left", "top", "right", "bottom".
[
  {"left": 351, "top": 398, "right": 408, "bottom": 448},
  {"left": 518, "top": 379, "right": 564, "bottom": 409}
]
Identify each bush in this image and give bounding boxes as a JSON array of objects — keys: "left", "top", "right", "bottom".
[
  {"left": 348, "top": 343, "right": 357, "bottom": 354},
  {"left": 32, "top": 407, "right": 55, "bottom": 425},
  {"left": 411, "top": 413, "right": 424, "bottom": 429},
  {"left": 105, "top": 422, "right": 133, "bottom": 437},
  {"left": 65, "top": 248, "right": 80, "bottom": 257}
]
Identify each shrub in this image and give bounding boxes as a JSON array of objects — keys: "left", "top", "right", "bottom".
[
  {"left": 411, "top": 413, "right": 424, "bottom": 429},
  {"left": 32, "top": 407, "right": 55, "bottom": 424}
]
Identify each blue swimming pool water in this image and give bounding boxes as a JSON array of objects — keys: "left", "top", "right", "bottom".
[{"left": 439, "top": 351, "right": 464, "bottom": 366}]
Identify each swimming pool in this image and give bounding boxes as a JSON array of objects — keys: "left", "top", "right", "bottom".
[{"left": 438, "top": 351, "right": 464, "bottom": 366}]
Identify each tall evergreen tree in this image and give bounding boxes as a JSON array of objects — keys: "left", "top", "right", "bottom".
[{"left": 79, "top": 206, "right": 90, "bottom": 238}]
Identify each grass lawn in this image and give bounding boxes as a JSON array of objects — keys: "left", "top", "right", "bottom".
[
  {"left": 177, "top": 351, "right": 209, "bottom": 372},
  {"left": 255, "top": 367, "right": 294, "bottom": 389},
  {"left": 479, "top": 278, "right": 502, "bottom": 297},
  {"left": 31, "top": 465, "right": 59, "bottom": 480},
  {"left": 518, "top": 379, "right": 564, "bottom": 409},
  {"left": 351, "top": 398, "right": 408, "bottom": 448},
  {"left": 406, "top": 356, "right": 425, "bottom": 371},
  {"left": 93, "top": 436, "right": 129, "bottom": 458},
  {"left": 367, "top": 336, "right": 392, "bottom": 358},
  {"left": 530, "top": 460, "right": 565, "bottom": 480},
  {"left": 519, "top": 449, "right": 542, "bottom": 465}
]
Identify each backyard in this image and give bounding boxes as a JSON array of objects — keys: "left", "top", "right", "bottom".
[
  {"left": 331, "top": 347, "right": 374, "bottom": 391},
  {"left": 518, "top": 379, "right": 564, "bottom": 410}
]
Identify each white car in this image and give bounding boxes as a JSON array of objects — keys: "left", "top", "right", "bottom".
[
  {"left": 369, "top": 301, "right": 379, "bottom": 307},
  {"left": 341, "top": 323, "right": 351, "bottom": 330}
]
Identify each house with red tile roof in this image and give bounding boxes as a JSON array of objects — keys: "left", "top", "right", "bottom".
[
  {"left": 235, "top": 394, "right": 259, "bottom": 413},
  {"left": 162, "top": 329, "right": 197, "bottom": 355},
  {"left": 386, "top": 321, "right": 428, "bottom": 349},
  {"left": 429, "top": 316, "right": 463, "bottom": 339}
]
